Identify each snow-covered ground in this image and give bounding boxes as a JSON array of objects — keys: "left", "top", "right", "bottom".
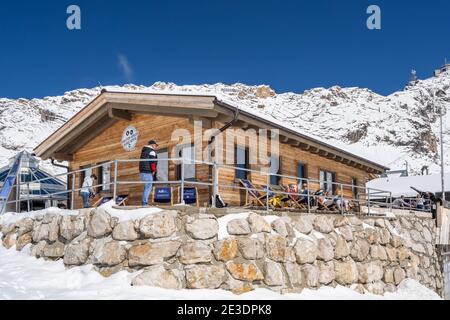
[
  {"left": 0, "top": 202, "right": 162, "bottom": 225},
  {"left": 0, "top": 245, "right": 441, "bottom": 300}
]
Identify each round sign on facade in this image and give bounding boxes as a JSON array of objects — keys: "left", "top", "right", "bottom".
[{"left": 121, "top": 126, "right": 139, "bottom": 152}]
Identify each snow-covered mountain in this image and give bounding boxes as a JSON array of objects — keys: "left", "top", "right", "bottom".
[{"left": 1, "top": 70, "right": 450, "bottom": 175}]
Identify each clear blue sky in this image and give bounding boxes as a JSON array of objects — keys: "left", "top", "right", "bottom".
[{"left": 0, "top": 0, "right": 449, "bottom": 99}]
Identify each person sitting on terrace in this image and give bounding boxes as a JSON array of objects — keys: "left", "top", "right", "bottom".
[
  {"left": 318, "top": 191, "right": 336, "bottom": 210},
  {"left": 324, "top": 191, "right": 337, "bottom": 210},
  {"left": 298, "top": 182, "right": 311, "bottom": 204},
  {"left": 315, "top": 190, "right": 325, "bottom": 209},
  {"left": 392, "top": 195, "right": 409, "bottom": 208},
  {"left": 414, "top": 195, "right": 425, "bottom": 210},
  {"left": 335, "top": 193, "right": 351, "bottom": 213}
]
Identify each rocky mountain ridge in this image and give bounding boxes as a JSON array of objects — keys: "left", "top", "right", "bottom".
[{"left": 1, "top": 71, "right": 450, "bottom": 175}]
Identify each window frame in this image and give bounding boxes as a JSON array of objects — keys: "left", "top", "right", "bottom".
[
  {"left": 296, "top": 162, "right": 308, "bottom": 185},
  {"left": 269, "top": 154, "right": 281, "bottom": 186},
  {"left": 175, "top": 143, "right": 196, "bottom": 182},
  {"left": 235, "top": 145, "right": 249, "bottom": 180},
  {"left": 319, "top": 169, "right": 336, "bottom": 194},
  {"left": 156, "top": 148, "right": 169, "bottom": 183},
  {"left": 97, "top": 161, "right": 112, "bottom": 193},
  {"left": 351, "top": 177, "right": 358, "bottom": 200}
]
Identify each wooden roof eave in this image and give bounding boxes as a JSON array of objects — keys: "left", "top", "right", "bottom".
[{"left": 107, "top": 102, "right": 219, "bottom": 118}]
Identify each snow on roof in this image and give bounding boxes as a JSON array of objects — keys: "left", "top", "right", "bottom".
[{"left": 366, "top": 173, "right": 450, "bottom": 197}]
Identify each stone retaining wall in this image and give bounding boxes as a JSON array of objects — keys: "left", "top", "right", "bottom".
[{"left": 0, "top": 207, "right": 444, "bottom": 296}]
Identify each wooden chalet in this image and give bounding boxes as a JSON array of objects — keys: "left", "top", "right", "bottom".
[{"left": 34, "top": 91, "right": 388, "bottom": 208}]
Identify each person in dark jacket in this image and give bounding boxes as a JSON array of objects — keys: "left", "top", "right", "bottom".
[
  {"left": 410, "top": 186, "right": 439, "bottom": 220},
  {"left": 139, "top": 140, "right": 158, "bottom": 206}
]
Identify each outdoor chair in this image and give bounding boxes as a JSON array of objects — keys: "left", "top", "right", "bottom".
[
  {"left": 318, "top": 195, "right": 339, "bottom": 212},
  {"left": 178, "top": 186, "right": 199, "bottom": 207},
  {"left": 262, "top": 185, "right": 288, "bottom": 208},
  {"left": 152, "top": 187, "right": 174, "bottom": 206},
  {"left": 93, "top": 194, "right": 129, "bottom": 207},
  {"left": 238, "top": 179, "right": 275, "bottom": 208},
  {"left": 284, "top": 184, "right": 307, "bottom": 210}
]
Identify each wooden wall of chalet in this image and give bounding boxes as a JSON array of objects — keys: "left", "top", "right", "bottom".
[
  {"left": 70, "top": 113, "right": 210, "bottom": 208},
  {"left": 69, "top": 114, "right": 370, "bottom": 209},
  {"left": 211, "top": 122, "right": 370, "bottom": 206}
]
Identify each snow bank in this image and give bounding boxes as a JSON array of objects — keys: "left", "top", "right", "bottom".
[
  {"left": 99, "top": 200, "right": 162, "bottom": 222},
  {"left": 0, "top": 207, "right": 79, "bottom": 225},
  {"left": 0, "top": 246, "right": 441, "bottom": 300},
  {"left": 0, "top": 202, "right": 164, "bottom": 226},
  {"left": 362, "top": 223, "right": 376, "bottom": 230}
]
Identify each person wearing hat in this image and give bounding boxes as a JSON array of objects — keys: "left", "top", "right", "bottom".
[{"left": 139, "top": 140, "right": 159, "bottom": 206}]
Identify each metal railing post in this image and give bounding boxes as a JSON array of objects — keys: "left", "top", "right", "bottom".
[
  {"left": 15, "top": 170, "right": 20, "bottom": 213},
  {"left": 212, "top": 162, "right": 218, "bottom": 208},
  {"left": 26, "top": 182, "right": 31, "bottom": 212},
  {"left": 180, "top": 157, "right": 185, "bottom": 205},
  {"left": 113, "top": 160, "right": 118, "bottom": 202},
  {"left": 340, "top": 184, "right": 344, "bottom": 215},
  {"left": 71, "top": 172, "right": 75, "bottom": 210},
  {"left": 266, "top": 173, "right": 270, "bottom": 212},
  {"left": 389, "top": 192, "right": 393, "bottom": 213},
  {"left": 307, "top": 179, "right": 311, "bottom": 214}
]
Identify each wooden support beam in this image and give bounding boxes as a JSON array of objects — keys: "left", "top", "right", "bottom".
[
  {"left": 341, "top": 158, "right": 351, "bottom": 165},
  {"left": 280, "top": 136, "right": 289, "bottom": 143},
  {"left": 108, "top": 108, "right": 132, "bottom": 121},
  {"left": 235, "top": 120, "right": 250, "bottom": 129},
  {"left": 110, "top": 103, "right": 218, "bottom": 118},
  {"left": 326, "top": 153, "right": 337, "bottom": 160},
  {"left": 217, "top": 119, "right": 252, "bottom": 131},
  {"left": 189, "top": 116, "right": 212, "bottom": 128},
  {"left": 290, "top": 141, "right": 300, "bottom": 147},
  {"left": 299, "top": 143, "right": 311, "bottom": 151},
  {"left": 211, "top": 113, "right": 234, "bottom": 124}
]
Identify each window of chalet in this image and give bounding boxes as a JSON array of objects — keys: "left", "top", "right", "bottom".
[
  {"left": 97, "top": 162, "right": 111, "bottom": 192},
  {"left": 269, "top": 154, "right": 280, "bottom": 185},
  {"left": 235, "top": 145, "right": 249, "bottom": 180},
  {"left": 176, "top": 144, "right": 196, "bottom": 181},
  {"left": 156, "top": 148, "right": 169, "bottom": 183},
  {"left": 319, "top": 169, "right": 336, "bottom": 193},
  {"left": 352, "top": 177, "right": 359, "bottom": 199},
  {"left": 296, "top": 162, "right": 308, "bottom": 185}
]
